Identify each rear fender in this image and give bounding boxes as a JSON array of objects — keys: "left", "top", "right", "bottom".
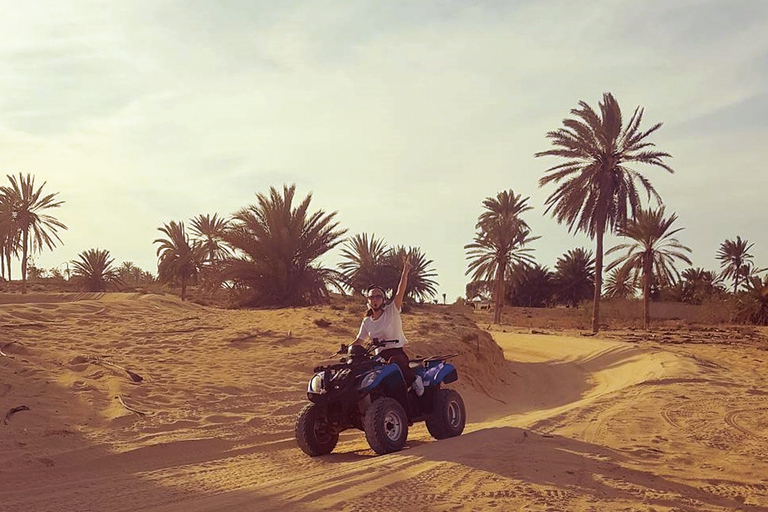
[{"left": 420, "top": 362, "right": 458, "bottom": 386}]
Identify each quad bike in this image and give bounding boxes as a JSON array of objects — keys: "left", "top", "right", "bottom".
[{"left": 295, "top": 339, "right": 466, "bottom": 456}]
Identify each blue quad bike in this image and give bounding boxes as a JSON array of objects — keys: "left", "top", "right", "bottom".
[{"left": 295, "top": 340, "right": 466, "bottom": 456}]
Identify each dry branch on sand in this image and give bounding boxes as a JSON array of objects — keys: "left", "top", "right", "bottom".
[
  {"left": 115, "top": 395, "right": 149, "bottom": 416},
  {"left": 89, "top": 357, "right": 144, "bottom": 383}
]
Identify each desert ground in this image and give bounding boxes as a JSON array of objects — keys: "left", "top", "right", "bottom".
[{"left": 1, "top": 293, "right": 768, "bottom": 511}]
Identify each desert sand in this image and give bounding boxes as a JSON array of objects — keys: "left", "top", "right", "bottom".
[{"left": 1, "top": 293, "right": 768, "bottom": 511}]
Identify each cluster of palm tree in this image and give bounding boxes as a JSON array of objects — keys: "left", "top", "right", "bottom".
[
  {"left": 43, "top": 252, "right": 156, "bottom": 293},
  {"left": 153, "top": 184, "right": 438, "bottom": 307},
  {"left": 465, "top": 92, "right": 766, "bottom": 329},
  {"left": 0, "top": 173, "right": 68, "bottom": 294},
  {"left": 535, "top": 92, "right": 675, "bottom": 332},
  {"left": 469, "top": 248, "right": 596, "bottom": 311}
]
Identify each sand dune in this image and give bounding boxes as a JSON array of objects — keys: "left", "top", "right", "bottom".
[{"left": 1, "top": 293, "right": 768, "bottom": 511}]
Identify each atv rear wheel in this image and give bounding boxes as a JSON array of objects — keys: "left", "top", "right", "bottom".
[
  {"left": 426, "top": 388, "right": 465, "bottom": 439},
  {"left": 363, "top": 397, "right": 408, "bottom": 455},
  {"left": 295, "top": 403, "right": 339, "bottom": 456}
]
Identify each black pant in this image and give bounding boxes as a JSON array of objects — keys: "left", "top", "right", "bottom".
[{"left": 378, "top": 347, "right": 416, "bottom": 384}]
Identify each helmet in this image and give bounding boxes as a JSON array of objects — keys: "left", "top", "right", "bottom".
[{"left": 365, "top": 285, "right": 387, "bottom": 300}]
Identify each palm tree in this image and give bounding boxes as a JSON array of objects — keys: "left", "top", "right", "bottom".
[
  {"left": 606, "top": 207, "right": 691, "bottom": 329},
  {"left": 118, "top": 261, "right": 142, "bottom": 285},
  {"left": 386, "top": 246, "right": 439, "bottom": 302},
  {"left": 536, "top": 93, "right": 673, "bottom": 332},
  {"left": 678, "top": 267, "right": 722, "bottom": 304},
  {"left": 552, "top": 248, "right": 595, "bottom": 307},
  {"left": 733, "top": 275, "right": 768, "bottom": 325},
  {"left": 190, "top": 213, "right": 232, "bottom": 291},
  {"left": 717, "top": 236, "right": 754, "bottom": 294},
  {"left": 338, "top": 233, "right": 391, "bottom": 294},
  {"left": 0, "top": 193, "right": 15, "bottom": 280},
  {"left": 465, "top": 190, "right": 538, "bottom": 323},
  {"left": 155, "top": 220, "right": 202, "bottom": 301},
  {"left": 508, "top": 263, "right": 553, "bottom": 307},
  {"left": 190, "top": 213, "right": 231, "bottom": 264},
  {"left": 0, "top": 173, "right": 67, "bottom": 293},
  {"left": 603, "top": 266, "right": 637, "bottom": 299},
  {"left": 465, "top": 280, "right": 492, "bottom": 302},
  {"left": 221, "top": 184, "right": 347, "bottom": 307},
  {"left": 118, "top": 261, "right": 156, "bottom": 287},
  {"left": 70, "top": 249, "right": 121, "bottom": 292}
]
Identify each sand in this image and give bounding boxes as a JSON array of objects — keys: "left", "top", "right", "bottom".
[{"left": 1, "top": 293, "right": 768, "bottom": 511}]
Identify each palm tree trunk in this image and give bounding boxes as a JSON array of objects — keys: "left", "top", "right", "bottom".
[
  {"left": 493, "top": 261, "right": 503, "bottom": 324},
  {"left": 21, "top": 228, "right": 29, "bottom": 294},
  {"left": 643, "top": 257, "right": 651, "bottom": 330},
  {"left": 592, "top": 228, "right": 604, "bottom": 333},
  {"left": 181, "top": 275, "right": 187, "bottom": 301}
]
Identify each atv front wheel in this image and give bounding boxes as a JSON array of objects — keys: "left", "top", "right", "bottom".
[
  {"left": 363, "top": 397, "right": 408, "bottom": 455},
  {"left": 295, "top": 403, "right": 339, "bottom": 456},
  {"left": 426, "top": 388, "right": 466, "bottom": 439}
]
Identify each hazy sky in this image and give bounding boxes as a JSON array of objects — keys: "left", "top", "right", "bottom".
[{"left": 2, "top": 0, "right": 767, "bottom": 301}]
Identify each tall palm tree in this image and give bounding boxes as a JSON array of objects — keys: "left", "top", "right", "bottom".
[
  {"left": 0, "top": 193, "right": 15, "bottom": 280},
  {"left": 606, "top": 207, "right": 691, "bottom": 329},
  {"left": 70, "top": 249, "right": 122, "bottom": 292},
  {"left": 338, "top": 233, "right": 391, "bottom": 294},
  {"left": 717, "top": 236, "right": 754, "bottom": 294},
  {"left": 552, "top": 248, "right": 595, "bottom": 307},
  {"left": 221, "top": 184, "right": 347, "bottom": 307},
  {"left": 536, "top": 93, "right": 673, "bottom": 332},
  {"left": 155, "top": 220, "right": 202, "bottom": 301},
  {"left": 0, "top": 173, "right": 67, "bottom": 293},
  {"left": 465, "top": 190, "right": 538, "bottom": 323}
]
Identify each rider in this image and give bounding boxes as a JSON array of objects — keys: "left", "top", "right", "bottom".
[{"left": 352, "top": 256, "right": 424, "bottom": 396}]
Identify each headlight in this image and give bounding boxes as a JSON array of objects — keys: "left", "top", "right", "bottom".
[
  {"left": 308, "top": 373, "right": 325, "bottom": 394},
  {"left": 360, "top": 370, "right": 380, "bottom": 389}
]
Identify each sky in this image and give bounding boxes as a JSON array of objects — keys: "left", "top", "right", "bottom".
[{"left": 1, "top": 0, "right": 767, "bottom": 302}]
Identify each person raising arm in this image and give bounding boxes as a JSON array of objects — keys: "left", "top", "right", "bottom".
[{"left": 352, "top": 256, "right": 423, "bottom": 396}]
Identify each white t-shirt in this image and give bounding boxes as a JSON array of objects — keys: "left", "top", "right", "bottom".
[{"left": 356, "top": 302, "right": 408, "bottom": 354}]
